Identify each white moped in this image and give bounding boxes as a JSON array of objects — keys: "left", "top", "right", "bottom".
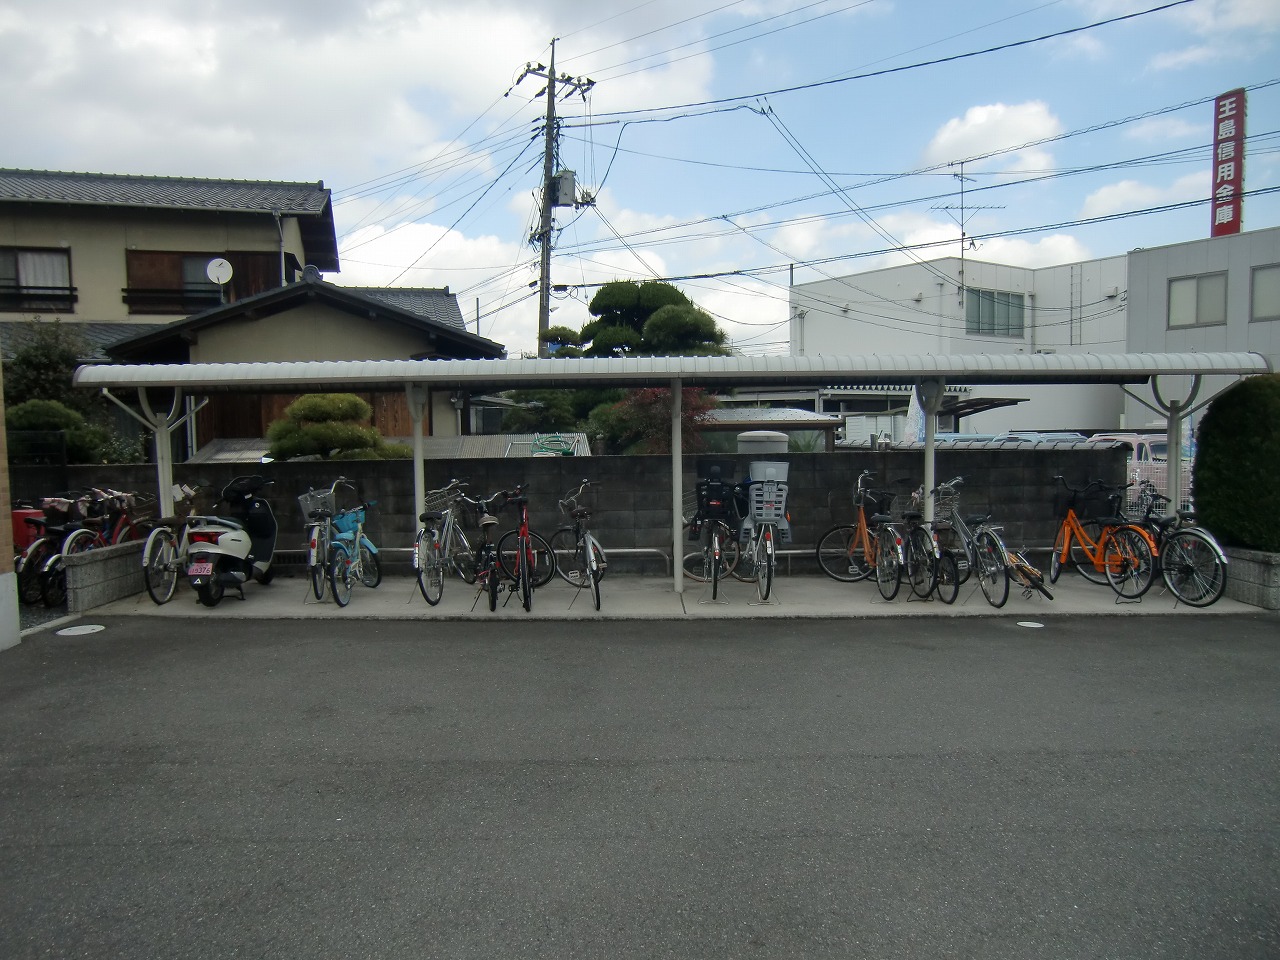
[{"left": 185, "top": 475, "right": 279, "bottom": 607}]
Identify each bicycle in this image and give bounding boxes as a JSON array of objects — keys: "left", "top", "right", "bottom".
[
  {"left": 876, "top": 483, "right": 939, "bottom": 602},
  {"left": 1005, "top": 545, "right": 1055, "bottom": 602},
  {"left": 16, "top": 491, "right": 94, "bottom": 607},
  {"left": 141, "top": 482, "right": 204, "bottom": 605},
  {"left": 299, "top": 477, "right": 347, "bottom": 602},
  {"left": 734, "top": 463, "right": 790, "bottom": 603},
  {"left": 495, "top": 483, "right": 557, "bottom": 613},
  {"left": 42, "top": 488, "right": 154, "bottom": 606},
  {"left": 1049, "top": 476, "right": 1158, "bottom": 600},
  {"left": 926, "top": 477, "right": 1014, "bottom": 608},
  {"left": 415, "top": 479, "right": 480, "bottom": 606},
  {"left": 327, "top": 498, "right": 382, "bottom": 608},
  {"left": 815, "top": 469, "right": 892, "bottom": 583},
  {"left": 681, "top": 465, "right": 742, "bottom": 601},
  {"left": 549, "top": 479, "right": 607, "bottom": 611},
  {"left": 1126, "top": 480, "right": 1228, "bottom": 607}
]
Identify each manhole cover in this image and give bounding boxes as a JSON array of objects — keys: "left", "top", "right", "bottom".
[
  {"left": 1017, "top": 621, "right": 1045, "bottom": 629},
  {"left": 55, "top": 624, "right": 105, "bottom": 636}
]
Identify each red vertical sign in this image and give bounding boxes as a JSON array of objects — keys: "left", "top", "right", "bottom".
[{"left": 1210, "top": 88, "right": 1246, "bottom": 237}]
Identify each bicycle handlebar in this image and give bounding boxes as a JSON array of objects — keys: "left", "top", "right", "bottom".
[{"left": 559, "top": 478, "right": 594, "bottom": 513}]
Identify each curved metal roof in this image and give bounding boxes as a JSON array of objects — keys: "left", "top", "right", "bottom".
[{"left": 73, "top": 351, "right": 1271, "bottom": 393}]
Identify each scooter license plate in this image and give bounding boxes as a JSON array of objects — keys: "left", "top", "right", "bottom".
[{"left": 188, "top": 562, "right": 214, "bottom": 576}]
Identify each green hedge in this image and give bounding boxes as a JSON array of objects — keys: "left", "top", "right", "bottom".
[{"left": 1193, "top": 373, "right": 1280, "bottom": 552}]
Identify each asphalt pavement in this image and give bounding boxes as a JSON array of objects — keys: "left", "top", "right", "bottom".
[{"left": 2, "top": 605, "right": 1277, "bottom": 959}]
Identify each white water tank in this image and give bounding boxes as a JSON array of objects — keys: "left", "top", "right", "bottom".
[{"left": 736, "top": 430, "right": 788, "bottom": 455}]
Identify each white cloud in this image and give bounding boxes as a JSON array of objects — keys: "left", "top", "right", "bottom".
[
  {"left": 1124, "top": 117, "right": 1204, "bottom": 141},
  {"left": 1079, "top": 172, "right": 1205, "bottom": 218},
  {"left": 922, "top": 102, "right": 1063, "bottom": 170}
]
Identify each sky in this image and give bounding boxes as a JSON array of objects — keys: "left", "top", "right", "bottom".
[{"left": 2, "top": 0, "right": 1278, "bottom": 357}]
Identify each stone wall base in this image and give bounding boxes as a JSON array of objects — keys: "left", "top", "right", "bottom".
[
  {"left": 65, "top": 541, "right": 145, "bottom": 614},
  {"left": 1224, "top": 547, "right": 1280, "bottom": 611}
]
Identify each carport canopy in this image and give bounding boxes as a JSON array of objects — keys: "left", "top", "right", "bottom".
[{"left": 75, "top": 350, "right": 1273, "bottom": 594}]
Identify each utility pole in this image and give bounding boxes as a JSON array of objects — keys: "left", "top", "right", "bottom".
[{"left": 516, "top": 39, "right": 593, "bottom": 357}]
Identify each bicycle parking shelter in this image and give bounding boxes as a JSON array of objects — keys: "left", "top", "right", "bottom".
[{"left": 74, "top": 351, "right": 1271, "bottom": 595}]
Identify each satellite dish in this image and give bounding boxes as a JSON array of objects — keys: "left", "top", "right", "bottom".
[{"left": 206, "top": 258, "right": 234, "bottom": 285}]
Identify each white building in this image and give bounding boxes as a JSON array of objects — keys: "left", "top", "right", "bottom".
[{"left": 789, "top": 224, "right": 1279, "bottom": 435}]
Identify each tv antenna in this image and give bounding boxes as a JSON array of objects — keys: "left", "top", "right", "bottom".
[{"left": 932, "top": 162, "right": 1003, "bottom": 305}]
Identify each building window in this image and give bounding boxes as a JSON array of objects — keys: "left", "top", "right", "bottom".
[
  {"left": 0, "top": 247, "right": 75, "bottom": 312},
  {"left": 965, "top": 288, "right": 1024, "bottom": 337},
  {"left": 123, "top": 250, "right": 282, "bottom": 314},
  {"left": 1168, "top": 273, "right": 1226, "bottom": 328},
  {"left": 1252, "top": 264, "right": 1280, "bottom": 323}
]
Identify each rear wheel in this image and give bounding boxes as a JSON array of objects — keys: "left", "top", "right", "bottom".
[
  {"left": 195, "top": 568, "right": 225, "bottom": 608},
  {"left": 329, "top": 543, "right": 353, "bottom": 608},
  {"left": 143, "top": 527, "right": 178, "bottom": 605},
  {"left": 756, "top": 528, "right": 775, "bottom": 602},
  {"left": 1160, "top": 529, "right": 1226, "bottom": 607},
  {"left": 935, "top": 550, "right": 960, "bottom": 605},
  {"left": 448, "top": 529, "right": 477, "bottom": 584},
  {"left": 308, "top": 527, "right": 329, "bottom": 601},
  {"left": 17, "top": 539, "right": 52, "bottom": 605},
  {"left": 43, "top": 529, "right": 95, "bottom": 607},
  {"left": 974, "top": 530, "right": 1009, "bottom": 609},
  {"left": 710, "top": 529, "right": 723, "bottom": 600},
  {"left": 1049, "top": 525, "right": 1067, "bottom": 584},
  {"left": 1104, "top": 527, "right": 1155, "bottom": 599},
  {"left": 682, "top": 523, "right": 740, "bottom": 581},
  {"left": 815, "top": 524, "right": 871, "bottom": 582},
  {"left": 417, "top": 528, "right": 444, "bottom": 606},
  {"left": 875, "top": 528, "right": 901, "bottom": 601},
  {"left": 586, "top": 541, "right": 602, "bottom": 611}
]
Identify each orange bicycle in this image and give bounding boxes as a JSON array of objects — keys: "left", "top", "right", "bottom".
[
  {"left": 1049, "top": 476, "right": 1157, "bottom": 600},
  {"left": 815, "top": 469, "right": 893, "bottom": 583}
]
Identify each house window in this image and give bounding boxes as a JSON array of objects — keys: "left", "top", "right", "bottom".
[
  {"left": 965, "top": 288, "right": 1024, "bottom": 337},
  {"left": 0, "top": 247, "right": 75, "bottom": 312},
  {"left": 124, "top": 250, "right": 282, "bottom": 314},
  {"left": 1252, "top": 264, "right": 1280, "bottom": 323},
  {"left": 1168, "top": 273, "right": 1226, "bottom": 328}
]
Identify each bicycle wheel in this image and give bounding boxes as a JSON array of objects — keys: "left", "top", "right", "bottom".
[
  {"left": 308, "top": 533, "right": 329, "bottom": 601},
  {"left": 1073, "top": 521, "right": 1110, "bottom": 585},
  {"left": 875, "top": 527, "right": 901, "bottom": 601},
  {"left": 710, "top": 528, "right": 723, "bottom": 600},
  {"left": 550, "top": 527, "right": 587, "bottom": 587},
  {"left": 1049, "top": 525, "right": 1067, "bottom": 584},
  {"left": 448, "top": 527, "right": 477, "bottom": 584},
  {"left": 328, "top": 542, "right": 353, "bottom": 608},
  {"left": 482, "top": 551, "right": 499, "bottom": 612},
  {"left": 586, "top": 538, "right": 602, "bottom": 611},
  {"left": 907, "top": 526, "right": 938, "bottom": 599},
  {"left": 358, "top": 539, "right": 381, "bottom": 588},
  {"left": 1013, "top": 556, "right": 1054, "bottom": 601},
  {"left": 496, "top": 530, "right": 556, "bottom": 588},
  {"left": 1160, "top": 529, "right": 1226, "bottom": 607},
  {"left": 142, "top": 527, "right": 178, "bottom": 605},
  {"left": 815, "top": 524, "right": 872, "bottom": 582},
  {"left": 518, "top": 536, "right": 533, "bottom": 612},
  {"left": 681, "top": 523, "right": 739, "bottom": 581},
  {"left": 974, "top": 530, "right": 1009, "bottom": 609},
  {"left": 935, "top": 550, "right": 960, "bottom": 605},
  {"left": 756, "top": 527, "right": 775, "bottom": 602},
  {"left": 1104, "top": 527, "right": 1155, "bottom": 599},
  {"left": 417, "top": 528, "right": 445, "bottom": 606},
  {"left": 43, "top": 529, "right": 95, "bottom": 607},
  {"left": 18, "top": 539, "right": 52, "bottom": 605}
]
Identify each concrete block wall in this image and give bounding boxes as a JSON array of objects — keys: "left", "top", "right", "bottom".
[
  {"left": 64, "top": 540, "right": 145, "bottom": 613},
  {"left": 1223, "top": 548, "right": 1280, "bottom": 610}
]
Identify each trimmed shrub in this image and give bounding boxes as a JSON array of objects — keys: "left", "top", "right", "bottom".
[{"left": 1193, "top": 373, "right": 1280, "bottom": 552}]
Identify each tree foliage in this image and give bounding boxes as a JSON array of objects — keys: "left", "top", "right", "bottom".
[
  {"left": 3, "top": 320, "right": 93, "bottom": 414},
  {"left": 266, "top": 393, "right": 411, "bottom": 460},
  {"left": 1193, "top": 373, "right": 1280, "bottom": 552},
  {"left": 585, "top": 387, "right": 718, "bottom": 455}
]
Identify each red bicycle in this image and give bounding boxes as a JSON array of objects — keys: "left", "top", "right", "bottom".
[{"left": 495, "top": 483, "right": 556, "bottom": 612}]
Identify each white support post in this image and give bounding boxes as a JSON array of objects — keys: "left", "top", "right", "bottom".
[
  {"left": 671, "top": 379, "right": 684, "bottom": 595},
  {"left": 101, "top": 387, "right": 206, "bottom": 518},
  {"left": 915, "top": 378, "right": 946, "bottom": 522},
  {"left": 406, "top": 385, "right": 428, "bottom": 535}
]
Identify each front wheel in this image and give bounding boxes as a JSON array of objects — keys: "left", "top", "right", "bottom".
[
  {"left": 329, "top": 543, "right": 353, "bottom": 608},
  {"left": 1074, "top": 521, "right": 1109, "bottom": 585},
  {"left": 935, "top": 550, "right": 960, "bottom": 605},
  {"left": 143, "top": 527, "right": 179, "bottom": 605},
  {"left": 875, "top": 527, "right": 902, "bottom": 601},
  {"left": 974, "top": 530, "right": 1009, "bottom": 609},
  {"left": 17, "top": 539, "right": 52, "bottom": 605},
  {"left": 358, "top": 540, "right": 381, "bottom": 588},
  {"left": 815, "top": 524, "right": 872, "bottom": 582},
  {"left": 710, "top": 529, "right": 723, "bottom": 600},
  {"left": 1104, "top": 527, "right": 1155, "bottom": 600},
  {"left": 1049, "top": 525, "right": 1067, "bottom": 584},
  {"left": 907, "top": 526, "right": 938, "bottom": 599},
  {"left": 417, "top": 528, "right": 445, "bottom": 606},
  {"left": 496, "top": 530, "right": 556, "bottom": 588},
  {"left": 681, "top": 523, "right": 740, "bottom": 581},
  {"left": 1160, "top": 529, "right": 1227, "bottom": 607}
]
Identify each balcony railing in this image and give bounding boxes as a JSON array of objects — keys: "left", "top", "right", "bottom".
[
  {"left": 122, "top": 286, "right": 223, "bottom": 315},
  {"left": 0, "top": 284, "right": 78, "bottom": 313}
]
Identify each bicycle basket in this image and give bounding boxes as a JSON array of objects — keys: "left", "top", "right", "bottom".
[
  {"left": 864, "top": 490, "right": 895, "bottom": 518},
  {"left": 1053, "top": 487, "right": 1115, "bottom": 521},
  {"left": 333, "top": 506, "right": 364, "bottom": 534},
  {"left": 422, "top": 489, "right": 454, "bottom": 515},
  {"left": 932, "top": 490, "right": 959, "bottom": 524},
  {"left": 298, "top": 487, "right": 336, "bottom": 518}
]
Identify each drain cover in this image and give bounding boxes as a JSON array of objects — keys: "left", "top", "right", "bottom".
[
  {"left": 1017, "top": 621, "right": 1045, "bottom": 629},
  {"left": 55, "top": 624, "right": 105, "bottom": 636}
]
